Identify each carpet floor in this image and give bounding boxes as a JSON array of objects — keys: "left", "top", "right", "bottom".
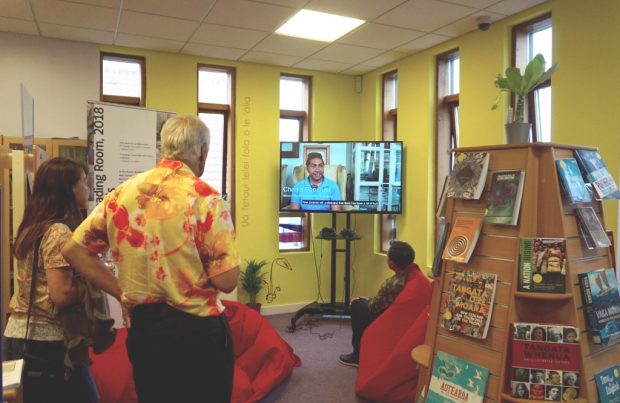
[{"left": 262, "top": 313, "right": 371, "bottom": 403}]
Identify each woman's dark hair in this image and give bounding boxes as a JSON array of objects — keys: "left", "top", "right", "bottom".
[
  {"left": 388, "top": 241, "right": 415, "bottom": 269},
  {"left": 14, "top": 157, "right": 88, "bottom": 259}
]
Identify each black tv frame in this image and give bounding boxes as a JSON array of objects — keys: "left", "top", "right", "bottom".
[{"left": 279, "top": 140, "right": 404, "bottom": 214}]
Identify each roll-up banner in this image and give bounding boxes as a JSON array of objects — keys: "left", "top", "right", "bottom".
[{"left": 86, "top": 101, "right": 174, "bottom": 210}]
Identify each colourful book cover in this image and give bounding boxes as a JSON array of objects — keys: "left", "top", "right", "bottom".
[
  {"left": 442, "top": 215, "right": 483, "bottom": 264},
  {"left": 555, "top": 158, "right": 592, "bottom": 204},
  {"left": 484, "top": 170, "right": 525, "bottom": 226},
  {"left": 574, "top": 149, "right": 619, "bottom": 199},
  {"left": 595, "top": 365, "right": 620, "bottom": 403},
  {"left": 578, "top": 268, "right": 620, "bottom": 345},
  {"left": 511, "top": 323, "right": 581, "bottom": 401},
  {"left": 440, "top": 269, "right": 498, "bottom": 339},
  {"left": 446, "top": 152, "right": 490, "bottom": 200},
  {"left": 518, "top": 238, "right": 567, "bottom": 294},
  {"left": 427, "top": 350, "right": 489, "bottom": 403}
]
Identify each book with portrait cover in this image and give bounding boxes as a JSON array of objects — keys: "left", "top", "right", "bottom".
[
  {"left": 442, "top": 215, "right": 483, "bottom": 264},
  {"left": 556, "top": 158, "right": 592, "bottom": 204},
  {"left": 510, "top": 323, "right": 581, "bottom": 401},
  {"left": 578, "top": 268, "right": 620, "bottom": 345},
  {"left": 574, "top": 149, "right": 619, "bottom": 200},
  {"left": 518, "top": 238, "right": 567, "bottom": 294},
  {"left": 446, "top": 152, "right": 490, "bottom": 200},
  {"left": 575, "top": 206, "right": 612, "bottom": 249},
  {"left": 427, "top": 350, "right": 489, "bottom": 403},
  {"left": 595, "top": 365, "right": 620, "bottom": 403},
  {"left": 483, "top": 170, "right": 525, "bottom": 226},
  {"left": 440, "top": 269, "right": 498, "bottom": 339}
]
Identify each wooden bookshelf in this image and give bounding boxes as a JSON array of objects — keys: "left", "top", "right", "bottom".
[{"left": 413, "top": 143, "right": 620, "bottom": 402}]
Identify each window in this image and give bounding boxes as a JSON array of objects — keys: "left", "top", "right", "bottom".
[
  {"left": 436, "top": 50, "right": 460, "bottom": 216},
  {"left": 513, "top": 14, "right": 553, "bottom": 142},
  {"left": 380, "top": 71, "right": 397, "bottom": 253},
  {"left": 198, "top": 65, "right": 235, "bottom": 208},
  {"left": 101, "top": 53, "right": 145, "bottom": 106},
  {"left": 279, "top": 75, "right": 311, "bottom": 251}
]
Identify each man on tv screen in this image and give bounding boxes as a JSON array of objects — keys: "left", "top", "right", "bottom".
[{"left": 289, "top": 152, "right": 341, "bottom": 211}]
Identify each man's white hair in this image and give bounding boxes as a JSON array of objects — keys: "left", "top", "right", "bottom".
[{"left": 160, "top": 115, "right": 210, "bottom": 161}]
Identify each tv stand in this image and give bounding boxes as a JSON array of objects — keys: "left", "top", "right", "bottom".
[{"left": 288, "top": 213, "right": 360, "bottom": 331}]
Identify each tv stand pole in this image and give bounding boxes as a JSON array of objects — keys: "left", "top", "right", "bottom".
[{"left": 288, "top": 213, "right": 359, "bottom": 331}]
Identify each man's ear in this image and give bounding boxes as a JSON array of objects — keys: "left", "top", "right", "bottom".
[{"left": 201, "top": 143, "right": 209, "bottom": 160}]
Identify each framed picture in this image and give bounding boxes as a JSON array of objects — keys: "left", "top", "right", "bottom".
[
  {"left": 304, "top": 146, "right": 330, "bottom": 164},
  {"left": 281, "top": 142, "right": 299, "bottom": 159}
]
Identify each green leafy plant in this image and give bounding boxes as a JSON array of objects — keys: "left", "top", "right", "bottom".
[
  {"left": 240, "top": 259, "right": 268, "bottom": 304},
  {"left": 492, "top": 54, "right": 559, "bottom": 124}
]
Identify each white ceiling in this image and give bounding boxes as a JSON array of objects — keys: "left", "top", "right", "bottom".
[{"left": 0, "top": 0, "right": 548, "bottom": 75}]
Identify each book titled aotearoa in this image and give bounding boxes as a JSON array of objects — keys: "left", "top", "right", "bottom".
[{"left": 427, "top": 350, "right": 489, "bottom": 403}]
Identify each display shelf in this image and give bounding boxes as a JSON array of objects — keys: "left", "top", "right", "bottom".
[
  {"left": 513, "top": 291, "right": 573, "bottom": 300},
  {"left": 415, "top": 143, "right": 619, "bottom": 402}
]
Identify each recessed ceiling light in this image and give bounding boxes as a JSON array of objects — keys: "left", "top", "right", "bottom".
[{"left": 276, "top": 9, "right": 365, "bottom": 42}]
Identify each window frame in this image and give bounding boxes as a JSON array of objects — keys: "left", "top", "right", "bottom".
[
  {"left": 100, "top": 52, "right": 146, "bottom": 107},
  {"left": 435, "top": 49, "right": 460, "bottom": 216},
  {"left": 279, "top": 74, "right": 312, "bottom": 252},
  {"left": 380, "top": 70, "right": 398, "bottom": 253},
  {"left": 197, "top": 63, "right": 236, "bottom": 219},
  {"left": 512, "top": 13, "right": 552, "bottom": 142}
]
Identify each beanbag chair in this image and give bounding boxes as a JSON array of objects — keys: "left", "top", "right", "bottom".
[
  {"left": 354, "top": 265, "right": 432, "bottom": 403},
  {"left": 89, "top": 300, "right": 300, "bottom": 403}
]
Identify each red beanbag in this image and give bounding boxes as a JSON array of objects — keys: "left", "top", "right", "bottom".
[
  {"left": 355, "top": 266, "right": 432, "bottom": 403},
  {"left": 89, "top": 300, "right": 300, "bottom": 403}
]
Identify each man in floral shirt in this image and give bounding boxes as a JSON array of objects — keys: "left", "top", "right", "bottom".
[
  {"left": 62, "top": 115, "right": 240, "bottom": 402},
  {"left": 339, "top": 241, "right": 416, "bottom": 367}
]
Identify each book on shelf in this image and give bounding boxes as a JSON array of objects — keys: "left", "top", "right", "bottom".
[
  {"left": 483, "top": 170, "right": 525, "bottom": 226},
  {"left": 436, "top": 175, "right": 449, "bottom": 218},
  {"left": 442, "top": 215, "right": 483, "bottom": 264},
  {"left": 575, "top": 206, "right": 612, "bottom": 249},
  {"left": 510, "top": 323, "right": 581, "bottom": 401},
  {"left": 440, "top": 269, "right": 498, "bottom": 339},
  {"left": 446, "top": 151, "right": 490, "bottom": 200},
  {"left": 555, "top": 158, "right": 592, "bottom": 204},
  {"left": 578, "top": 268, "right": 620, "bottom": 345},
  {"left": 432, "top": 217, "right": 450, "bottom": 278},
  {"left": 518, "top": 238, "right": 567, "bottom": 294},
  {"left": 595, "top": 365, "right": 620, "bottom": 403},
  {"left": 574, "top": 149, "right": 619, "bottom": 200},
  {"left": 427, "top": 350, "right": 489, "bottom": 403},
  {"left": 2, "top": 359, "right": 24, "bottom": 390}
]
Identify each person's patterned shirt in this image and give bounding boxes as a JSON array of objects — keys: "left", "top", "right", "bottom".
[{"left": 72, "top": 159, "right": 241, "bottom": 317}]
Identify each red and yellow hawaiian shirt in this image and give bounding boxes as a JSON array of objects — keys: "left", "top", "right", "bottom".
[{"left": 72, "top": 159, "right": 241, "bottom": 317}]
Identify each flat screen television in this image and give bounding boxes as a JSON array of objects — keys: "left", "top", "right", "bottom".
[{"left": 279, "top": 141, "right": 403, "bottom": 214}]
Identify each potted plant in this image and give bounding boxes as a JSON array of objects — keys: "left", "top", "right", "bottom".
[
  {"left": 240, "top": 259, "right": 268, "bottom": 312},
  {"left": 492, "top": 54, "right": 558, "bottom": 143}
]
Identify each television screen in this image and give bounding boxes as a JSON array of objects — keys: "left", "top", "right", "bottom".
[{"left": 279, "top": 141, "right": 403, "bottom": 214}]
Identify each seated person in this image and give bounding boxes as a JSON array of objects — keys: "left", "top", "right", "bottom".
[
  {"left": 288, "top": 152, "right": 341, "bottom": 211},
  {"left": 338, "top": 241, "right": 421, "bottom": 367}
]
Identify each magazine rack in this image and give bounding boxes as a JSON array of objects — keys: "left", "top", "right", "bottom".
[{"left": 412, "top": 143, "right": 620, "bottom": 402}]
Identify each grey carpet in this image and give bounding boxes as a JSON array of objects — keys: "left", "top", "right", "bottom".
[{"left": 261, "top": 313, "right": 371, "bottom": 403}]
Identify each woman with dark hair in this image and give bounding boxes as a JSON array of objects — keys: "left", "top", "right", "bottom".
[{"left": 2, "top": 157, "right": 102, "bottom": 402}]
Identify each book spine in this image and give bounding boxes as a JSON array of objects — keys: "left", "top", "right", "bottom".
[
  {"left": 579, "top": 274, "right": 603, "bottom": 344},
  {"left": 518, "top": 239, "right": 533, "bottom": 292}
]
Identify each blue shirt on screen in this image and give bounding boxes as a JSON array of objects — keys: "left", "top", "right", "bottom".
[{"left": 290, "top": 177, "right": 342, "bottom": 211}]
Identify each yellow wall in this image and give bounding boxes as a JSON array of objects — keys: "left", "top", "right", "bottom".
[
  {"left": 101, "top": 0, "right": 620, "bottom": 308},
  {"left": 359, "top": 0, "right": 620, "bottom": 277}
]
